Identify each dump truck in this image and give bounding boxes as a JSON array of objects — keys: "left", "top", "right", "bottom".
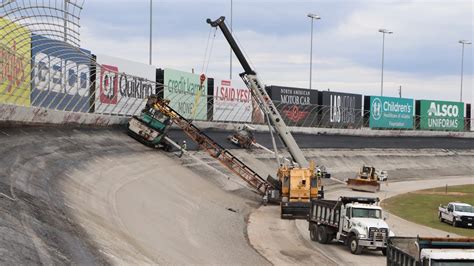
[
  {"left": 208, "top": 16, "right": 324, "bottom": 219},
  {"left": 386, "top": 237, "right": 474, "bottom": 265},
  {"left": 347, "top": 165, "right": 381, "bottom": 192},
  {"left": 309, "top": 196, "right": 393, "bottom": 255}
]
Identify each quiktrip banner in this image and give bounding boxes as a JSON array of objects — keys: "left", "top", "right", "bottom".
[
  {"left": 417, "top": 100, "right": 464, "bottom": 131},
  {"left": 31, "top": 34, "right": 91, "bottom": 112},
  {"left": 213, "top": 78, "right": 251, "bottom": 122},
  {"left": 0, "top": 17, "right": 31, "bottom": 106},
  {"left": 366, "top": 96, "right": 414, "bottom": 129},
  {"left": 95, "top": 54, "right": 155, "bottom": 115},
  {"left": 266, "top": 85, "right": 318, "bottom": 127}
]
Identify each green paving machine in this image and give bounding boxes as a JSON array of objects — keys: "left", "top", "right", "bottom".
[{"left": 127, "top": 97, "right": 173, "bottom": 151}]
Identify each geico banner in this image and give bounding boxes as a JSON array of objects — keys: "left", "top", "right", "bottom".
[
  {"left": 95, "top": 54, "right": 155, "bottom": 115},
  {"left": 164, "top": 68, "right": 207, "bottom": 120},
  {"left": 31, "top": 34, "right": 91, "bottom": 112},
  {"left": 418, "top": 100, "right": 464, "bottom": 131},
  {"left": 369, "top": 96, "right": 413, "bottom": 129},
  {"left": 0, "top": 18, "right": 31, "bottom": 106},
  {"left": 266, "top": 85, "right": 318, "bottom": 127},
  {"left": 320, "top": 91, "right": 362, "bottom": 128},
  {"left": 213, "top": 78, "right": 251, "bottom": 122}
]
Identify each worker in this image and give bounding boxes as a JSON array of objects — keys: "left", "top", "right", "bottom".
[{"left": 177, "top": 140, "right": 187, "bottom": 158}]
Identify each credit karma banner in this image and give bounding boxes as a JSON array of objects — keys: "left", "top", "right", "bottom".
[
  {"left": 164, "top": 68, "right": 207, "bottom": 120},
  {"left": 266, "top": 85, "right": 318, "bottom": 127},
  {"left": 319, "top": 91, "right": 362, "bottom": 128},
  {"left": 213, "top": 78, "right": 251, "bottom": 122},
  {"left": 369, "top": 96, "right": 413, "bottom": 129},
  {"left": 418, "top": 100, "right": 464, "bottom": 131},
  {"left": 0, "top": 17, "right": 31, "bottom": 106},
  {"left": 95, "top": 54, "right": 156, "bottom": 115},
  {"left": 31, "top": 34, "right": 91, "bottom": 112}
]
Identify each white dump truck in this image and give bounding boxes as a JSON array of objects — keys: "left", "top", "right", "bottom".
[
  {"left": 308, "top": 197, "right": 394, "bottom": 255},
  {"left": 438, "top": 202, "right": 474, "bottom": 228},
  {"left": 387, "top": 237, "right": 474, "bottom": 265}
]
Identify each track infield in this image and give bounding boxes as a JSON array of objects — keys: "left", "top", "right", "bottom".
[{"left": 382, "top": 184, "right": 474, "bottom": 237}]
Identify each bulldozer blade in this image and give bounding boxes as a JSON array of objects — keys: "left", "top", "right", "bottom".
[{"left": 346, "top": 178, "right": 380, "bottom": 193}]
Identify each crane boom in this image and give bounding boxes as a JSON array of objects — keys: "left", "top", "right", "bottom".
[{"left": 207, "top": 16, "right": 309, "bottom": 168}]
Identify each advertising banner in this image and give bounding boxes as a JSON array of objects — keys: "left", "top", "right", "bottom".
[
  {"left": 163, "top": 68, "right": 207, "bottom": 120},
  {"left": 31, "top": 34, "right": 91, "bottom": 112},
  {"left": 417, "top": 100, "right": 464, "bottom": 131},
  {"left": 213, "top": 78, "right": 252, "bottom": 122},
  {"left": 95, "top": 54, "right": 155, "bottom": 115},
  {"left": 319, "top": 91, "right": 362, "bottom": 128},
  {"left": 368, "top": 96, "right": 413, "bottom": 129},
  {"left": 0, "top": 17, "right": 31, "bottom": 106},
  {"left": 266, "top": 85, "right": 318, "bottom": 127}
]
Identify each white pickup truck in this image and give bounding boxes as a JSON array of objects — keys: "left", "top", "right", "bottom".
[{"left": 438, "top": 202, "right": 474, "bottom": 228}]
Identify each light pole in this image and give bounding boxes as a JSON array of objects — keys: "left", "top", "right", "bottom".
[
  {"left": 379, "top": 29, "right": 393, "bottom": 96},
  {"left": 230, "top": 0, "right": 233, "bottom": 80},
  {"left": 149, "top": 0, "right": 153, "bottom": 65},
  {"left": 307, "top": 13, "right": 320, "bottom": 90},
  {"left": 459, "top": 40, "right": 471, "bottom": 102}
]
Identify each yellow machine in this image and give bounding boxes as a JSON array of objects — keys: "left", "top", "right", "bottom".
[
  {"left": 277, "top": 161, "right": 322, "bottom": 218},
  {"left": 346, "top": 166, "right": 381, "bottom": 193}
]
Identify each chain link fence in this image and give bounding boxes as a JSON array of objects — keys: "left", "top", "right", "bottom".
[{"left": 1, "top": 1, "right": 472, "bottom": 132}]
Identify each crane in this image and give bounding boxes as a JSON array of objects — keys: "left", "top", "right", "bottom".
[{"left": 207, "top": 16, "right": 323, "bottom": 219}]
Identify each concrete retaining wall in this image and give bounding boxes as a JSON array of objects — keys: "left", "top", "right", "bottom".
[
  {"left": 0, "top": 104, "right": 128, "bottom": 127},
  {"left": 1, "top": 103, "right": 473, "bottom": 138}
]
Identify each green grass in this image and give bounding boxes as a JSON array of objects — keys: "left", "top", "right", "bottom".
[{"left": 381, "top": 184, "right": 474, "bottom": 237}]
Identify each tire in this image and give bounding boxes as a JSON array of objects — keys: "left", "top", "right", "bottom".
[
  {"left": 439, "top": 214, "right": 443, "bottom": 222},
  {"left": 381, "top": 248, "right": 387, "bottom": 256},
  {"left": 317, "top": 226, "right": 329, "bottom": 244},
  {"left": 453, "top": 220, "right": 458, "bottom": 227},
  {"left": 310, "top": 224, "right": 318, "bottom": 242},
  {"left": 327, "top": 234, "right": 335, "bottom": 243},
  {"left": 349, "top": 236, "right": 363, "bottom": 255}
]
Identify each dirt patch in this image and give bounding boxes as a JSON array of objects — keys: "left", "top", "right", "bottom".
[{"left": 411, "top": 191, "right": 468, "bottom": 196}]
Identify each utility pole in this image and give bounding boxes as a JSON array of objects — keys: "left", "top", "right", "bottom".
[
  {"left": 307, "top": 13, "right": 321, "bottom": 90},
  {"left": 459, "top": 40, "right": 471, "bottom": 102},
  {"left": 399, "top": 85, "right": 402, "bottom": 98},
  {"left": 379, "top": 29, "right": 393, "bottom": 96},
  {"left": 149, "top": 0, "right": 153, "bottom": 65}
]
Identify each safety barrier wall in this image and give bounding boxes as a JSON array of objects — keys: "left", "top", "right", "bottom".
[{"left": 1, "top": 7, "right": 472, "bottom": 132}]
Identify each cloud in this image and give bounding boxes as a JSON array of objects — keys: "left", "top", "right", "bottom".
[{"left": 79, "top": 0, "right": 473, "bottom": 103}]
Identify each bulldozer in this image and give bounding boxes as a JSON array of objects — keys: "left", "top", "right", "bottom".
[{"left": 346, "top": 165, "right": 381, "bottom": 192}]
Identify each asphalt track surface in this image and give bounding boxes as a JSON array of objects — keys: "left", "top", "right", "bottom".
[
  {"left": 0, "top": 125, "right": 473, "bottom": 264},
  {"left": 167, "top": 128, "right": 474, "bottom": 150}
]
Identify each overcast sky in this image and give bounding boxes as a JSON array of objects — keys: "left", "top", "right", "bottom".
[{"left": 80, "top": 0, "right": 473, "bottom": 103}]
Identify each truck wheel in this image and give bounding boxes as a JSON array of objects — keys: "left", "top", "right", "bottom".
[
  {"left": 453, "top": 220, "right": 458, "bottom": 227},
  {"left": 310, "top": 224, "right": 318, "bottom": 242},
  {"left": 381, "top": 248, "right": 387, "bottom": 256},
  {"left": 438, "top": 214, "right": 443, "bottom": 222},
  {"left": 317, "top": 226, "right": 329, "bottom": 244},
  {"left": 349, "top": 236, "right": 363, "bottom": 255}
]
